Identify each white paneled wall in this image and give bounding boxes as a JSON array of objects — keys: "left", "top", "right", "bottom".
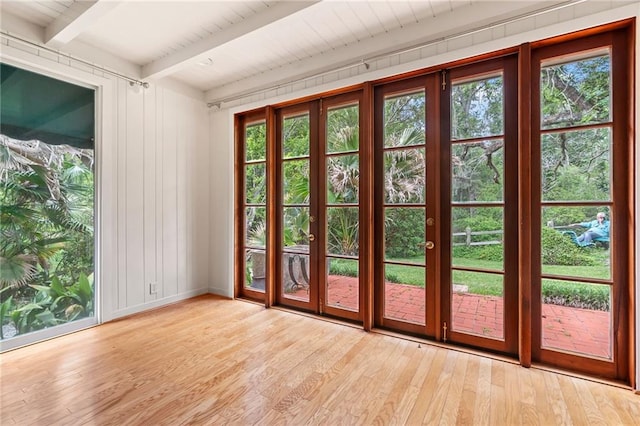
[
  {"left": 107, "top": 80, "right": 210, "bottom": 320},
  {"left": 208, "top": 109, "right": 233, "bottom": 298},
  {"left": 0, "top": 41, "right": 210, "bottom": 322}
]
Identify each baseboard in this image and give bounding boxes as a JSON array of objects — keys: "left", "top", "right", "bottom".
[
  {"left": 106, "top": 287, "right": 209, "bottom": 321},
  {"left": 208, "top": 286, "right": 233, "bottom": 298}
]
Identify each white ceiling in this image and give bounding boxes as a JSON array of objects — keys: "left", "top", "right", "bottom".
[{"left": 1, "top": 1, "right": 579, "bottom": 101}]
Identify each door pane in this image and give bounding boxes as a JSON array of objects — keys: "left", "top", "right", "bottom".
[
  {"left": 245, "top": 207, "right": 266, "bottom": 248},
  {"left": 451, "top": 270, "right": 504, "bottom": 339},
  {"left": 541, "top": 206, "right": 611, "bottom": 280},
  {"left": 245, "top": 122, "right": 266, "bottom": 161},
  {"left": 245, "top": 249, "right": 265, "bottom": 292},
  {"left": 383, "top": 91, "right": 425, "bottom": 148},
  {"left": 283, "top": 114, "right": 310, "bottom": 158},
  {"left": 282, "top": 251, "right": 309, "bottom": 302},
  {"left": 541, "top": 128, "right": 611, "bottom": 202},
  {"left": 245, "top": 163, "right": 266, "bottom": 204},
  {"left": 327, "top": 155, "right": 359, "bottom": 204},
  {"left": 384, "top": 264, "right": 425, "bottom": 325},
  {"left": 541, "top": 279, "right": 612, "bottom": 359},
  {"left": 541, "top": 53, "right": 611, "bottom": 130},
  {"left": 283, "top": 160, "right": 310, "bottom": 204},
  {"left": 327, "top": 105, "right": 359, "bottom": 153},
  {"left": 326, "top": 207, "right": 359, "bottom": 257},
  {"left": 282, "top": 207, "right": 309, "bottom": 249},
  {"left": 452, "top": 140, "right": 504, "bottom": 202},
  {"left": 384, "top": 207, "right": 425, "bottom": 265},
  {"left": 452, "top": 207, "right": 504, "bottom": 270},
  {"left": 326, "top": 258, "right": 358, "bottom": 311},
  {"left": 451, "top": 75, "right": 504, "bottom": 140},
  {"left": 384, "top": 148, "right": 425, "bottom": 204}
]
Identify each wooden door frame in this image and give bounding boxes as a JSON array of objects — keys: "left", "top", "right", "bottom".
[
  {"left": 274, "top": 101, "right": 320, "bottom": 313},
  {"left": 318, "top": 91, "right": 365, "bottom": 322},
  {"left": 530, "top": 27, "right": 634, "bottom": 382},
  {"left": 373, "top": 74, "right": 438, "bottom": 337},
  {"left": 440, "top": 55, "right": 520, "bottom": 355},
  {"left": 235, "top": 109, "right": 268, "bottom": 303}
]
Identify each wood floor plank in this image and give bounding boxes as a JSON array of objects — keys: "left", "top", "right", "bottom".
[{"left": 1, "top": 295, "right": 638, "bottom": 425}]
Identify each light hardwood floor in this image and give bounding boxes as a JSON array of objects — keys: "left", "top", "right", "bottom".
[{"left": 1, "top": 295, "right": 638, "bottom": 425}]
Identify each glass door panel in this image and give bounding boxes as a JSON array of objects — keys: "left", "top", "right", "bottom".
[
  {"left": 380, "top": 87, "right": 428, "bottom": 331},
  {"left": 449, "top": 73, "right": 506, "bottom": 343},
  {"left": 536, "top": 48, "right": 616, "bottom": 364},
  {"left": 323, "top": 100, "right": 361, "bottom": 320},
  {"left": 445, "top": 56, "right": 517, "bottom": 354},
  {"left": 241, "top": 119, "right": 267, "bottom": 298},
  {"left": 280, "top": 112, "right": 312, "bottom": 305}
]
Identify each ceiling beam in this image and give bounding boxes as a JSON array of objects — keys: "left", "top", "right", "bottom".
[
  {"left": 45, "top": 0, "right": 121, "bottom": 47},
  {"left": 141, "top": 1, "right": 320, "bottom": 80}
]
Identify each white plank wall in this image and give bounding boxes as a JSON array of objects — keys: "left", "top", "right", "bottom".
[{"left": 109, "top": 81, "right": 210, "bottom": 318}]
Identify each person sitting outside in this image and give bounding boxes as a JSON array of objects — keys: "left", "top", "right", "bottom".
[{"left": 569, "top": 212, "right": 610, "bottom": 246}]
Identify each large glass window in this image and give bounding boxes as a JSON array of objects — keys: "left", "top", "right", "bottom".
[{"left": 1, "top": 64, "right": 95, "bottom": 344}]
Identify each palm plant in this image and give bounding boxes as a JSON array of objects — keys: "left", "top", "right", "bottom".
[{"left": 1, "top": 134, "right": 93, "bottom": 302}]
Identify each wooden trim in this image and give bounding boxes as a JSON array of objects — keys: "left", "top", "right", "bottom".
[
  {"left": 272, "top": 83, "right": 364, "bottom": 110},
  {"left": 234, "top": 114, "right": 244, "bottom": 299},
  {"left": 611, "top": 26, "right": 633, "bottom": 384},
  {"left": 373, "top": 47, "right": 519, "bottom": 87},
  {"left": 361, "top": 82, "right": 374, "bottom": 331},
  {"left": 266, "top": 106, "right": 276, "bottom": 308},
  {"left": 622, "top": 19, "right": 636, "bottom": 390},
  {"left": 530, "top": 18, "right": 635, "bottom": 49}
]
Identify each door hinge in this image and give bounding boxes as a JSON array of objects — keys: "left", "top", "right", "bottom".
[
  {"left": 320, "top": 298, "right": 323, "bottom": 314},
  {"left": 319, "top": 99, "right": 323, "bottom": 115},
  {"left": 443, "top": 321, "right": 448, "bottom": 342},
  {"left": 441, "top": 70, "right": 447, "bottom": 91}
]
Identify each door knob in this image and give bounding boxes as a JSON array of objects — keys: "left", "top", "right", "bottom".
[
  {"left": 309, "top": 233, "right": 316, "bottom": 242},
  {"left": 424, "top": 241, "right": 435, "bottom": 249}
]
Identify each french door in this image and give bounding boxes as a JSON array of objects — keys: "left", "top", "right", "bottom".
[
  {"left": 235, "top": 22, "right": 634, "bottom": 383},
  {"left": 275, "top": 93, "right": 363, "bottom": 322},
  {"left": 531, "top": 30, "right": 631, "bottom": 379},
  {"left": 442, "top": 57, "right": 519, "bottom": 354},
  {"left": 374, "top": 57, "right": 518, "bottom": 355}
]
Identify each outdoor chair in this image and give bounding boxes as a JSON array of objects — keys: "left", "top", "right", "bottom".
[
  {"left": 288, "top": 254, "right": 309, "bottom": 292},
  {"left": 560, "top": 230, "right": 609, "bottom": 248}
]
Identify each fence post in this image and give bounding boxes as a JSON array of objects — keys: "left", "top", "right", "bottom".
[{"left": 465, "top": 226, "right": 471, "bottom": 246}]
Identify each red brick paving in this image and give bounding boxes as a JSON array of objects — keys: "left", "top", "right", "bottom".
[{"left": 288, "top": 275, "right": 611, "bottom": 359}]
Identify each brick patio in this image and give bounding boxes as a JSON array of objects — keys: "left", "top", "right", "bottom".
[{"left": 290, "top": 275, "right": 611, "bottom": 359}]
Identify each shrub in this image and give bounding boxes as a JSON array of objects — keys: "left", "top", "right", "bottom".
[
  {"left": 542, "top": 281, "right": 609, "bottom": 311},
  {"left": 385, "top": 208, "right": 424, "bottom": 258},
  {"left": 541, "top": 227, "right": 597, "bottom": 266},
  {"left": 452, "top": 245, "right": 503, "bottom": 262}
]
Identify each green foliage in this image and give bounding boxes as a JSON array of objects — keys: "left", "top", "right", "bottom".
[
  {"left": 385, "top": 208, "right": 424, "bottom": 258},
  {"left": 542, "top": 281, "right": 609, "bottom": 311},
  {"left": 1, "top": 136, "right": 94, "bottom": 340},
  {"left": 2, "top": 273, "right": 94, "bottom": 336},
  {"left": 452, "top": 245, "right": 503, "bottom": 262},
  {"left": 541, "top": 227, "right": 597, "bottom": 266},
  {"left": 328, "top": 259, "right": 358, "bottom": 277}
]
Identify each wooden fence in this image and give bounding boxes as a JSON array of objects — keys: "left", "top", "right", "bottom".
[{"left": 452, "top": 227, "right": 503, "bottom": 247}]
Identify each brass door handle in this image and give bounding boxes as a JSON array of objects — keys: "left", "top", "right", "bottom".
[
  {"left": 424, "top": 241, "right": 435, "bottom": 250},
  {"left": 309, "top": 233, "right": 316, "bottom": 242}
]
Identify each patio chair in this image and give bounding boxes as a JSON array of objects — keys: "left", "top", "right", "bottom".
[
  {"left": 560, "top": 230, "right": 595, "bottom": 248},
  {"left": 288, "top": 254, "right": 309, "bottom": 291}
]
